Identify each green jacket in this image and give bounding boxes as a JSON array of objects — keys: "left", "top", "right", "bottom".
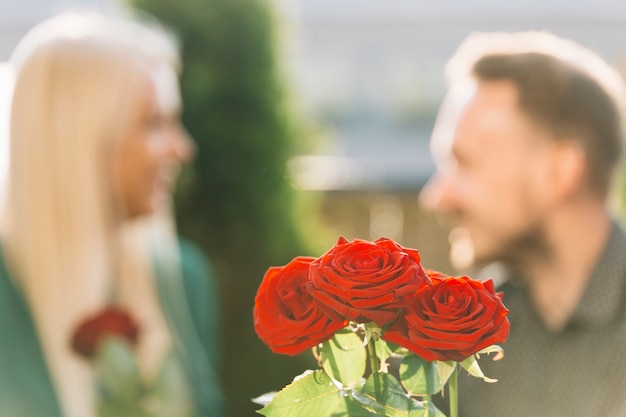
[{"left": 0, "top": 239, "right": 224, "bottom": 417}]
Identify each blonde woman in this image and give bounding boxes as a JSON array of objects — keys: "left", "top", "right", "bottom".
[{"left": 0, "top": 12, "right": 223, "bottom": 417}]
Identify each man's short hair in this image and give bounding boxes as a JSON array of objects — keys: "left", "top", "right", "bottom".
[{"left": 446, "top": 31, "right": 626, "bottom": 198}]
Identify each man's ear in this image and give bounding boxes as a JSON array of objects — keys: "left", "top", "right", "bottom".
[{"left": 549, "top": 139, "right": 586, "bottom": 201}]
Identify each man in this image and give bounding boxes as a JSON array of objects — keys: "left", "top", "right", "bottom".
[{"left": 421, "top": 31, "right": 626, "bottom": 417}]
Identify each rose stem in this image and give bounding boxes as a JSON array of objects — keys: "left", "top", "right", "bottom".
[
  {"left": 449, "top": 365, "right": 458, "bottom": 417},
  {"left": 367, "top": 338, "right": 383, "bottom": 400}
]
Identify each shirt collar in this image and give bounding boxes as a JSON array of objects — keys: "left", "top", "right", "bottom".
[{"left": 568, "top": 220, "right": 626, "bottom": 329}]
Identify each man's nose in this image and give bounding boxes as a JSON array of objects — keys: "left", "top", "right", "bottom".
[{"left": 419, "top": 172, "right": 456, "bottom": 213}]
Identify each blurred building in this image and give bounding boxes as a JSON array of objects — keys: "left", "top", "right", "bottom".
[{"left": 284, "top": 0, "right": 626, "bottom": 271}]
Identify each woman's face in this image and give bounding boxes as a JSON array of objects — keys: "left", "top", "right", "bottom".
[{"left": 111, "top": 66, "right": 194, "bottom": 219}]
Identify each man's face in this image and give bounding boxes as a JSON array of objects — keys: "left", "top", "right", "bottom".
[{"left": 422, "top": 79, "right": 554, "bottom": 266}]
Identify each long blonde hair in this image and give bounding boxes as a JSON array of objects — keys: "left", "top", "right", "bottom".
[{"left": 3, "top": 12, "right": 182, "bottom": 417}]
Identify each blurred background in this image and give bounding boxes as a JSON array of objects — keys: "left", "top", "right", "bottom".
[{"left": 2, "top": 0, "right": 626, "bottom": 415}]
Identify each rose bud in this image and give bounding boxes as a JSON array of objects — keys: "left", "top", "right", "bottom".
[{"left": 71, "top": 307, "right": 140, "bottom": 359}]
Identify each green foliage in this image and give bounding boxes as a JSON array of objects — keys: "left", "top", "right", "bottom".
[
  {"left": 355, "top": 372, "right": 426, "bottom": 417},
  {"left": 256, "top": 330, "right": 452, "bottom": 417},
  {"left": 128, "top": 0, "right": 325, "bottom": 415},
  {"left": 321, "top": 330, "right": 367, "bottom": 386},
  {"left": 399, "top": 355, "right": 442, "bottom": 396},
  {"left": 96, "top": 338, "right": 142, "bottom": 406},
  {"left": 256, "top": 370, "right": 341, "bottom": 417},
  {"left": 255, "top": 326, "right": 503, "bottom": 417},
  {"left": 458, "top": 343, "right": 505, "bottom": 384},
  {"left": 95, "top": 338, "right": 192, "bottom": 417}
]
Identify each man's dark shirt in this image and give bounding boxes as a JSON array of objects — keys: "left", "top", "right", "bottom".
[{"left": 455, "top": 221, "right": 626, "bottom": 417}]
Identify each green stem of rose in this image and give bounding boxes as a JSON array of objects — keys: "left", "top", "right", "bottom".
[
  {"left": 449, "top": 365, "right": 458, "bottom": 417},
  {"left": 367, "top": 338, "right": 382, "bottom": 399}
]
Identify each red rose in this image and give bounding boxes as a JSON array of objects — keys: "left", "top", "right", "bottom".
[
  {"left": 71, "top": 307, "right": 140, "bottom": 359},
  {"left": 424, "top": 269, "right": 448, "bottom": 284},
  {"left": 308, "top": 237, "right": 431, "bottom": 326},
  {"left": 383, "top": 277, "right": 509, "bottom": 362},
  {"left": 253, "top": 256, "right": 347, "bottom": 356}
]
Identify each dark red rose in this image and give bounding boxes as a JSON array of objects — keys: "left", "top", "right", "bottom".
[
  {"left": 71, "top": 307, "right": 140, "bottom": 359},
  {"left": 308, "top": 237, "right": 431, "bottom": 326},
  {"left": 253, "top": 256, "right": 347, "bottom": 356},
  {"left": 424, "top": 269, "right": 448, "bottom": 284},
  {"left": 383, "top": 276, "right": 509, "bottom": 362}
]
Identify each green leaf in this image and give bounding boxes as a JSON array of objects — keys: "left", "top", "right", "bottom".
[
  {"left": 329, "top": 396, "right": 381, "bottom": 417},
  {"left": 256, "top": 370, "right": 342, "bottom": 417},
  {"left": 321, "top": 331, "right": 367, "bottom": 386},
  {"left": 476, "top": 345, "right": 505, "bottom": 361},
  {"left": 373, "top": 339, "right": 396, "bottom": 372},
  {"left": 95, "top": 337, "right": 142, "bottom": 405},
  {"left": 435, "top": 360, "right": 457, "bottom": 388},
  {"left": 422, "top": 401, "right": 448, "bottom": 417},
  {"left": 384, "top": 341, "right": 409, "bottom": 354},
  {"left": 459, "top": 356, "right": 497, "bottom": 383},
  {"left": 399, "top": 355, "right": 443, "bottom": 396},
  {"left": 353, "top": 372, "right": 427, "bottom": 417},
  {"left": 252, "top": 392, "right": 277, "bottom": 407}
]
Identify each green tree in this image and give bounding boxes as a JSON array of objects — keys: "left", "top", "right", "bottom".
[{"left": 129, "top": 0, "right": 322, "bottom": 415}]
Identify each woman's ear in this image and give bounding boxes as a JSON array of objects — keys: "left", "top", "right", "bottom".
[{"left": 548, "top": 139, "right": 586, "bottom": 201}]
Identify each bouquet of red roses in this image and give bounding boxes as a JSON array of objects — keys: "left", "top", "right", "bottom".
[{"left": 253, "top": 237, "right": 509, "bottom": 417}]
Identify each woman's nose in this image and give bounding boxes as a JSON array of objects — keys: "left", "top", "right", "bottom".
[{"left": 169, "top": 123, "right": 196, "bottom": 164}]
